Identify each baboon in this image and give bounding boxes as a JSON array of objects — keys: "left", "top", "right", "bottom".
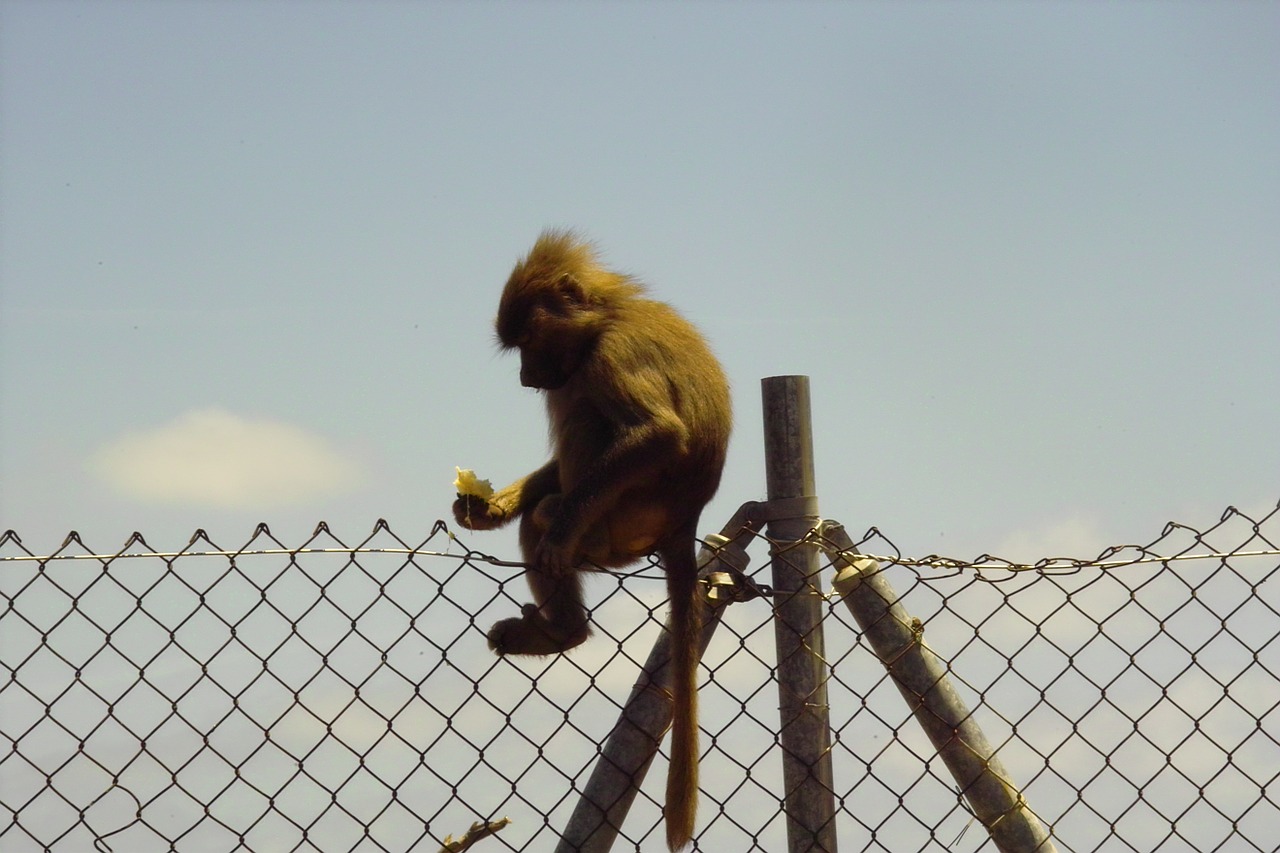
[{"left": 453, "top": 230, "right": 731, "bottom": 850}]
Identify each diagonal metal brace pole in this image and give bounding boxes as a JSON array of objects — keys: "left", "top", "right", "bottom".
[
  {"left": 555, "top": 502, "right": 763, "bottom": 853},
  {"left": 819, "top": 520, "right": 1059, "bottom": 853}
]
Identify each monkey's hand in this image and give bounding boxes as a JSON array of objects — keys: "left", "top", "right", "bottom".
[{"left": 452, "top": 495, "right": 508, "bottom": 530}]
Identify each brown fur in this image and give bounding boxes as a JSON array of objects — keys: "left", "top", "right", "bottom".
[{"left": 453, "top": 230, "right": 731, "bottom": 850}]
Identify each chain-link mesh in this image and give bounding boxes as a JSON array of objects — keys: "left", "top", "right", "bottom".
[{"left": 2, "top": 503, "right": 1277, "bottom": 851}]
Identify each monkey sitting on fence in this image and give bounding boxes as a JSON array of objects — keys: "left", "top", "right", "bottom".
[{"left": 452, "top": 230, "right": 732, "bottom": 851}]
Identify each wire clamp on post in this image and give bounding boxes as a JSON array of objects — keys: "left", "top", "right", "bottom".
[{"left": 818, "top": 519, "right": 882, "bottom": 592}]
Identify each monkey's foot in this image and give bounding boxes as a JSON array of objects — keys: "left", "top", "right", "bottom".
[{"left": 487, "top": 605, "right": 590, "bottom": 655}]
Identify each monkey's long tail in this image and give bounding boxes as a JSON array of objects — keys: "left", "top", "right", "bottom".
[{"left": 664, "top": 542, "right": 701, "bottom": 852}]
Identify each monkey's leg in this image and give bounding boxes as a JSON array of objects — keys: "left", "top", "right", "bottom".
[{"left": 487, "top": 509, "right": 592, "bottom": 655}]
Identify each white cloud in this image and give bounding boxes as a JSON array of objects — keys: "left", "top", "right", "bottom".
[{"left": 89, "top": 408, "right": 362, "bottom": 509}]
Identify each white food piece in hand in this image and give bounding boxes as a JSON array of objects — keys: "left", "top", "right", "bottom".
[{"left": 453, "top": 467, "right": 495, "bottom": 499}]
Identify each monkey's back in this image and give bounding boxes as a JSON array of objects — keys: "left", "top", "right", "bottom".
[{"left": 547, "top": 295, "right": 730, "bottom": 543}]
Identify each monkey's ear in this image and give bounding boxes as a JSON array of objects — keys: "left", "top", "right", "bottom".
[{"left": 555, "top": 274, "right": 587, "bottom": 305}]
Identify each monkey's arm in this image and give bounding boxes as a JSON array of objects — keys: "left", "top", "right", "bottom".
[{"left": 453, "top": 459, "right": 560, "bottom": 531}]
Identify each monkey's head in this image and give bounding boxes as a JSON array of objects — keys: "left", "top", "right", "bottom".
[
  {"left": 496, "top": 230, "right": 641, "bottom": 391},
  {"left": 496, "top": 272, "right": 600, "bottom": 390}
]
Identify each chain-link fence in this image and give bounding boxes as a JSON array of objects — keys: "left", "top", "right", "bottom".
[{"left": 2, "top": 502, "right": 1277, "bottom": 852}]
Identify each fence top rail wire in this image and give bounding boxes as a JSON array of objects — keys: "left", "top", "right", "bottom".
[
  {"left": 3, "top": 538, "right": 1275, "bottom": 573},
  {"left": 0, "top": 545, "right": 486, "bottom": 564},
  {"left": 871, "top": 548, "right": 1280, "bottom": 572}
]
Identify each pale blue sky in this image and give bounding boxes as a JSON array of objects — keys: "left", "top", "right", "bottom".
[{"left": 2, "top": 1, "right": 1277, "bottom": 560}]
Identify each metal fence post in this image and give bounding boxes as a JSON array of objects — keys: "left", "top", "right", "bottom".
[{"left": 761, "top": 375, "right": 838, "bottom": 853}]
